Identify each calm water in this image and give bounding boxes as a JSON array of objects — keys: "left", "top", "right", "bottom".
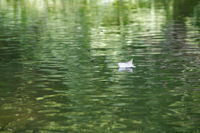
[{"left": 0, "top": 0, "right": 200, "bottom": 132}]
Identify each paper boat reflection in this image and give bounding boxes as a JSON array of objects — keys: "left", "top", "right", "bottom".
[{"left": 118, "top": 67, "right": 133, "bottom": 72}]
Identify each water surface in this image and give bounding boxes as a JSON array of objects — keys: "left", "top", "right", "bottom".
[{"left": 0, "top": 0, "right": 200, "bottom": 132}]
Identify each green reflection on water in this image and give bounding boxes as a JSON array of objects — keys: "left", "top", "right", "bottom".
[{"left": 0, "top": 0, "right": 200, "bottom": 132}]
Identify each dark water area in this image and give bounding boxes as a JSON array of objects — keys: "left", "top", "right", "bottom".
[{"left": 0, "top": 0, "right": 200, "bottom": 132}]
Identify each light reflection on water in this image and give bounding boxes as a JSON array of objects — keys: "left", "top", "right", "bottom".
[{"left": 0, "top": 0, "right": 200, "bottom": 132}]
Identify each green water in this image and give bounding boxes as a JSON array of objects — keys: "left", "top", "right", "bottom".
[{"left": 0, "top": 0, "right": 200, "bottom": 132}]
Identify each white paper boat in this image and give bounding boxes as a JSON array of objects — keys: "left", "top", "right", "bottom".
[{"left": 118, "top": 59, "right": 136, "bottom": 68}]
